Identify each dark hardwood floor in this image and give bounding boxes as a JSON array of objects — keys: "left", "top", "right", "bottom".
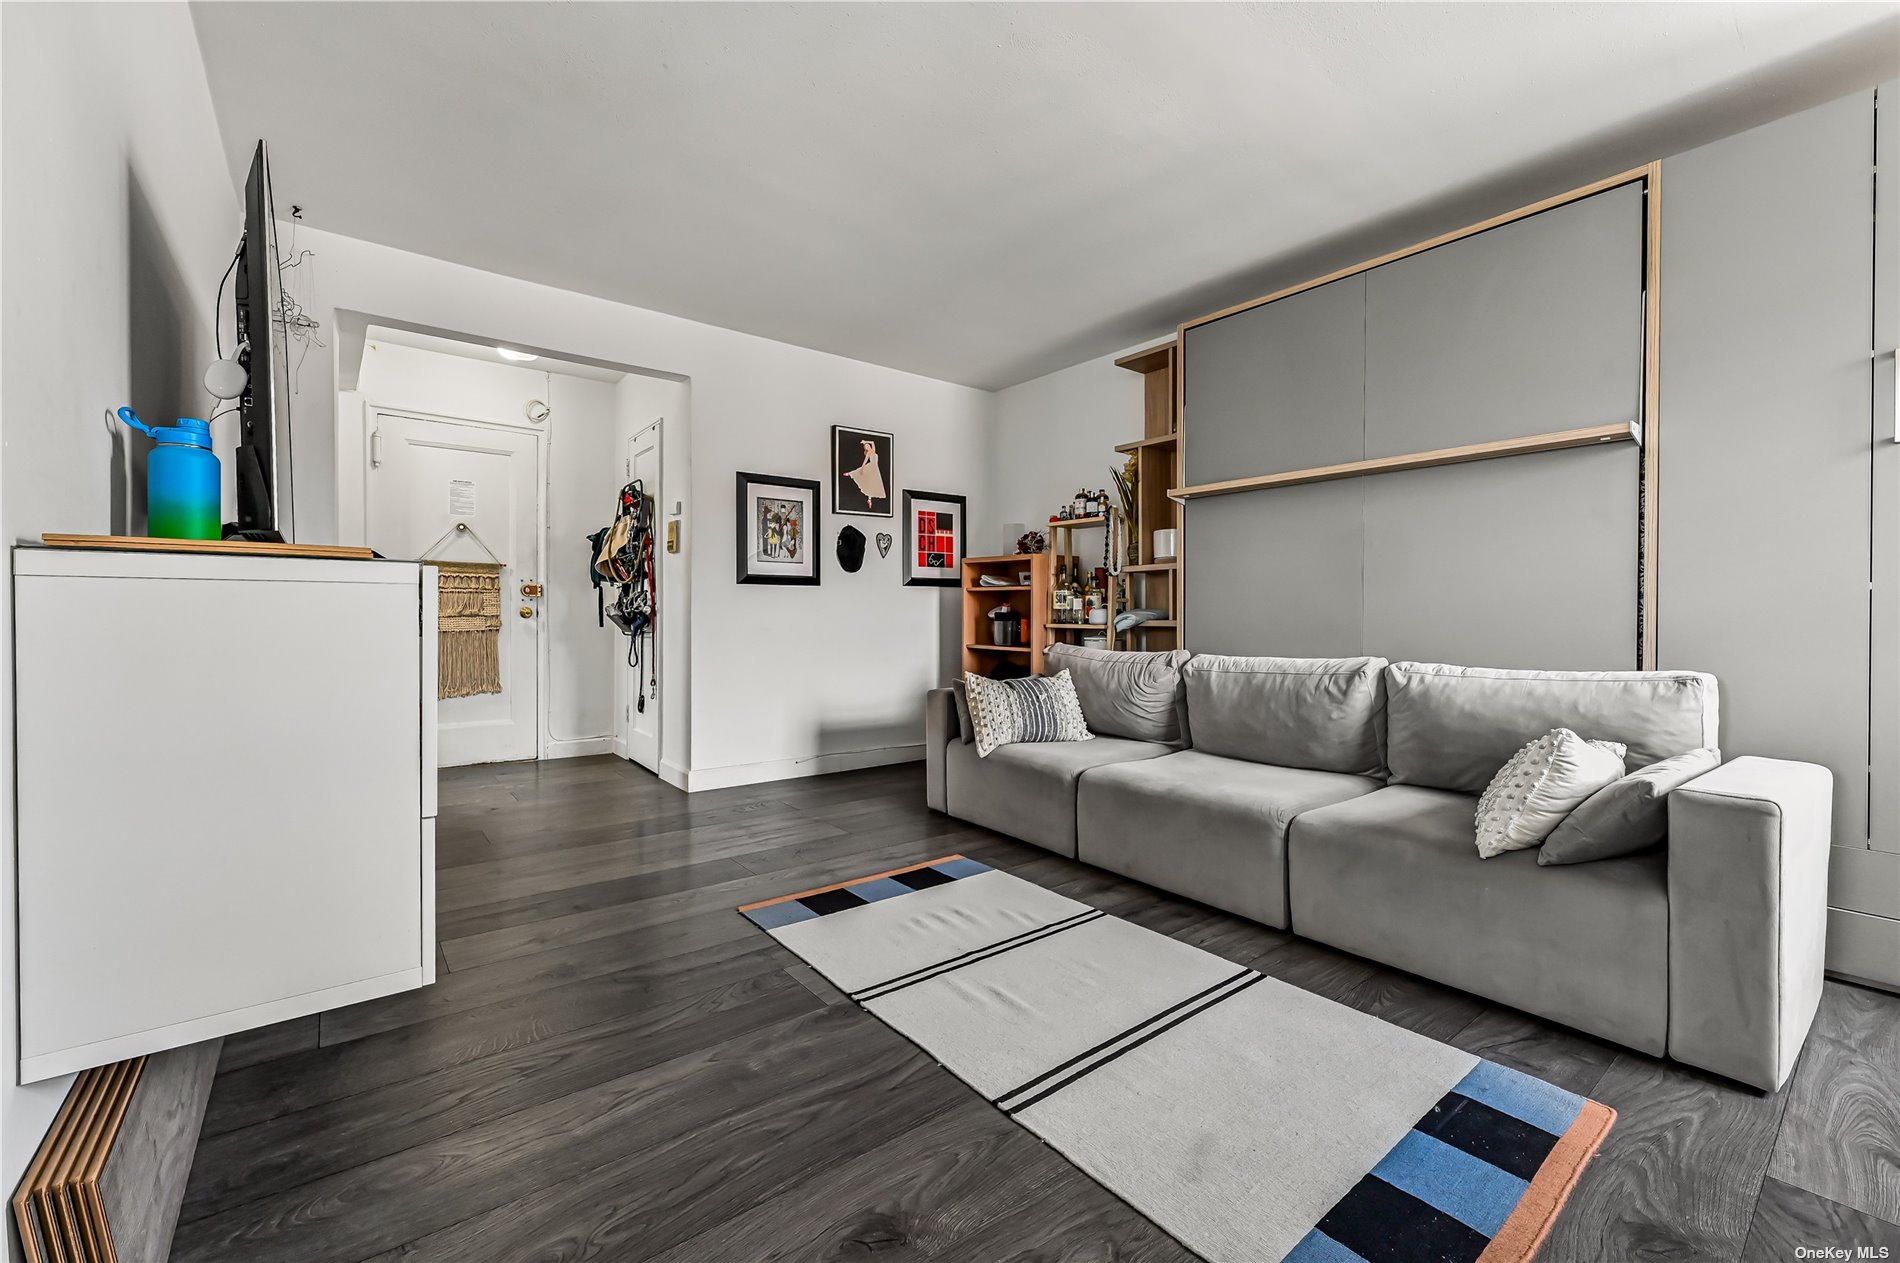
[{"left": 170, "top": 755, "right": 1900, "bottom": 1263}]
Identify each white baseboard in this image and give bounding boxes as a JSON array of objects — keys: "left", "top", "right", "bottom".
[
  {"left": 683, "top": 744, "right": 924, "bottom": 792},
  {"left": 658, "top": 759, "right": 692, "bottom": 790},
  {"left": 542, "top": 736, "right": 614, "bottom": 760}
]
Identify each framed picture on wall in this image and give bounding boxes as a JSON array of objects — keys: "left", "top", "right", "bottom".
[
  {"left": 902, "top": 489, "right": 966, "bottom": 587},
  {"left": 832, "top": 425, "right": 894, "bottom": 518},
  {"left": 735, "top": 472, "right": 821, "bottom": 585}
]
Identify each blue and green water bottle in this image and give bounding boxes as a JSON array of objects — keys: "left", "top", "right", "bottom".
[{"left": 117, "top": 407, "right": 220, "bottom": 540}]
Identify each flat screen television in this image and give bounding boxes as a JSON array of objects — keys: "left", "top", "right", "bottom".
[{"left": 229, "top": 140, "right": 295, "bottom": 541}]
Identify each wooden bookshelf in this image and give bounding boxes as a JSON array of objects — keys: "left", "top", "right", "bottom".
[
  {"left": 1114, "top": 341, "right": 1184, "bottom": 651},
  {"left": 962, "top": 552, "right": 1053, "bottom": 677}
]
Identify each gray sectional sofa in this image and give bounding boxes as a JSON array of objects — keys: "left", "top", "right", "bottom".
[{"left": 924, "top": 651, "right": 1832, "bottom": 1091}]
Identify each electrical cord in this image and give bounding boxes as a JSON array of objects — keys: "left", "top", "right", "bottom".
[{"left": 214, "top": 240, "right": 241, "bottom": 359}]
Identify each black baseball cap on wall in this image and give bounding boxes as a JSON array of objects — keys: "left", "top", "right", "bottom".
[{"left": 837, "top": 525, "right": 867, "bottom": 573}]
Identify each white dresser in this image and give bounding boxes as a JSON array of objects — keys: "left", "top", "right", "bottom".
[{"left": 11, "top": 547, "right": 438, "bottom": 1082}]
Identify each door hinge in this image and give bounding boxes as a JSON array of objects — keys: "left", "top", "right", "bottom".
[{"left": 371, "top": 429, "right": 385, "bottom": 468}]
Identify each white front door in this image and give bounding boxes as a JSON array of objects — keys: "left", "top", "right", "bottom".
[
  {"left": 623, "top": 421, "right": 662, "bottom": 772},
  {"left": 366, "top": 409, "right": 543, "bottom": 766}
]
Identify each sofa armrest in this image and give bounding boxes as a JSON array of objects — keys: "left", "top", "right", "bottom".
[
  {"left": 925, "top": 688, "right": 956, "bottom": 813},
  {"left": 1667, "top": 756, "right": 1832, "bottom": 1090}
]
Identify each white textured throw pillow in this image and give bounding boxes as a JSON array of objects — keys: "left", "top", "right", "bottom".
[
  {"left": 1474, "top": 729, "right": 1628, "bottom": 859},
  {"left": 963, "top": 670, "right": 1093, "bottom": 758}
]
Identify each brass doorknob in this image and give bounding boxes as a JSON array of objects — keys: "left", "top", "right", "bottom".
[{"left": 518, "top": 605, "right": 534, "bottom": 619}]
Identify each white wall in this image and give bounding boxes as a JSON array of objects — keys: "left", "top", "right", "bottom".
[
  {"left": 612, "top": 372, "right": 693, "bottom": 782},
  {"left": 284, "top": 229, "right": 991, "bottom": 786},
  {"left": 348, "top": 342, "right": 621, "bottom": 757},
  {"left": 987, "top": 341, "right": 1151, "bottom": 559},
  {"left": 0, "top": 1, "right": 237, "bottom": 1250}
]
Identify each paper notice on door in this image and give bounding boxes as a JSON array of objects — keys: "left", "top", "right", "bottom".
[{"left": 449, "top": 479, "right": 477, "bottom": 516}]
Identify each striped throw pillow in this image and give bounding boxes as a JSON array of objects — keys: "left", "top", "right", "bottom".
[{"left": 964, "top": 670, "right": 1093, "bottom": 758}]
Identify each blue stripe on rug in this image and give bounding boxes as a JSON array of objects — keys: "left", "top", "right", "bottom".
[
  {"left": 745, "top": 899, "right": 819, "bottom": 930},
  {"left": 1282, "top": 1229, "right": 1371, "bottom": 1262},
  {"left": 844, "top": 876, "right": 917, "bottom": 904},
  {"left": 1451, "top": 1059, "right": 1585, "bottom": 1137},
  {"left": 1368, "top": 1129, "right": 1529, "bottom": 1236},
  {"left": 934, "top": 857, "right": 990, "bottom": 879}
]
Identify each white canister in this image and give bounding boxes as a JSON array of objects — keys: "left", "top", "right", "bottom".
[{"left": 1152, "top": 528, "right": 1177, "bottom": 560}]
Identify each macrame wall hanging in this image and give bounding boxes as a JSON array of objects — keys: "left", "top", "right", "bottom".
[{"left": 422, "top": 522, "right": 507, "bottom": 699}]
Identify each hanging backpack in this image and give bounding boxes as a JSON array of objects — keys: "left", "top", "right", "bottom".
[{"left": 593, "top": 480, "right": 658, "bottom": 706}]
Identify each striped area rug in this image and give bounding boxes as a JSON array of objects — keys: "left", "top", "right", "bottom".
[{"left": 739, "top": 855, "right": 1614, "bottom": 1263}]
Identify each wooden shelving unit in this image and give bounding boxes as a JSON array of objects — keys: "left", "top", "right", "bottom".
[
  {"left": 1045, "top": 517, "right": 1114, "bottom": 651},
  {"left": 962, "top": 552, "right": 1053, "bottom": 677},
  {"left": 1113, "top": 341, "right": 1184, "bottom": 651}
]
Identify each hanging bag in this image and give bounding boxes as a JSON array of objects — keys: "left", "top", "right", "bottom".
[{"left": 591, "top": 480, "right": 659, "bottom": 708}]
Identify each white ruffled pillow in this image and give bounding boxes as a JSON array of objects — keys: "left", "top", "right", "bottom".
[{"left": 1474, "top": 729, "right": 1628, "bottom": 859}]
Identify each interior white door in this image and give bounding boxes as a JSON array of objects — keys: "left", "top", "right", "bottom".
[
  {"left": 367, "top": 409, "right": 542, "bottom": 766},
  {"left": 624, "top": 421, "right": 662, "bottom": 772}
]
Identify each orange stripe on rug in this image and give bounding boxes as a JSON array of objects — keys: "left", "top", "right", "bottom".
[
  {"left": 1476, "top": 1099, "right": 1616, "bottom": 1263},
  {"left": 735, "top": 854, "right": 970, "bottom": 913}
]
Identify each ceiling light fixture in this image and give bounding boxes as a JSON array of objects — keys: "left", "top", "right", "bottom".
[{"left": 496, "top": 347, "right": 538, "bottom": 362}]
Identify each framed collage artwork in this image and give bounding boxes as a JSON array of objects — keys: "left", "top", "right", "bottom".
[
  {"left": 902, "top": 489, "right": 966, "bottom": 587},
  {"left": 735, "top": 472, "right": 821, "bottom": 585}
]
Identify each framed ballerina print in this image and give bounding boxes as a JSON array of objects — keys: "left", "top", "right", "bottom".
[
  {"left": 832, "top": 426, "right": 893, "bottom": 518},
  {"left": 902, "top": 489, "right": 965, "bottom": 587}
]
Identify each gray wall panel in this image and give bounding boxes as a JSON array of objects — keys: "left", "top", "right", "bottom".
[
  {"left": 1183, "top": 481, "right": 1363, "bottom": 657},
  {"left": 1365, "top": 183, "right": 1642, "bottom": 458},
  {"left": 1872, "top": 79, "right": 1898, "bottom": 857},
  {"left": 1659, "top": 91, "right": 1873, "bottom": 860},
  {"left": 1361, "top": 444, "right": 1638, "bottom": 670},
  {"left": 1183, "top": 275, "right": 1365, "bottom": 486}
]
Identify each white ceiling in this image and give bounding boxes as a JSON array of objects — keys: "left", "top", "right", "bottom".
[
  {"left": 362, "top": 325, "right": 628, "bottom": 383},
  {"left": 192, "top": 2, "right": 1897, "bottom": 390}
]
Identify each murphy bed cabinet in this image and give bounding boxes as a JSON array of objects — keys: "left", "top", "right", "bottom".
[{"left": 11, "top": 547, "right": 438, "bottom": 1082}]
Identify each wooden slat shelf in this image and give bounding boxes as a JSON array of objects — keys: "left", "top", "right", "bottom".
[
  {"left": 1122, "top": 561, "right": 1178, "bottom": 573},
  {"left": 966, "top": 643, "right": 1032, "bottom": 654},
  {"left": 1047, "top": 622, "right": 1108, "bottom": 630},
  {"left": 1126, "top": 619, "right": 1180, "bottom": 629},
  {"left": 1169, "top": 422, "right": 1637, "bottom": 502},
  {"left": 965, "top": 584, "right": 1031, "bottom": 592},
  {"left": 1114, "top": 434, "right": 1178, "bottom": 454},
  {"left": 1047, "top": 516, "right": 1106, "bottom": 528}
]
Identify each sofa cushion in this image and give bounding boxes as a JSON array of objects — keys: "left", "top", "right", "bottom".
[
  {"left": 1540, "top": 747, "right": 1721, "bottom": 866},
  {"left": 943, "top": 734, "right": 1169, "bottom": 858},
  {"left": 1182, "top": 654, "right": 1388, "bottom": 776},
  {"left": 1288, "top": 785, "right": 1669, "bottom": 1054},
  {"left": 951, "top": 680, "right": 974, "bottom": 743},
  {"left": 1078, "top": 751, "right": 1381, "bottom": 929},
  {"left": 1046, "top": 643, "right": 1191, "bottom": 744},
  {"left": 1474, "top": 729, "right": 1627, "bottom": 859},
  {"left": 1384, "top": 661, "right": 1720, "bottom": 794}
]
